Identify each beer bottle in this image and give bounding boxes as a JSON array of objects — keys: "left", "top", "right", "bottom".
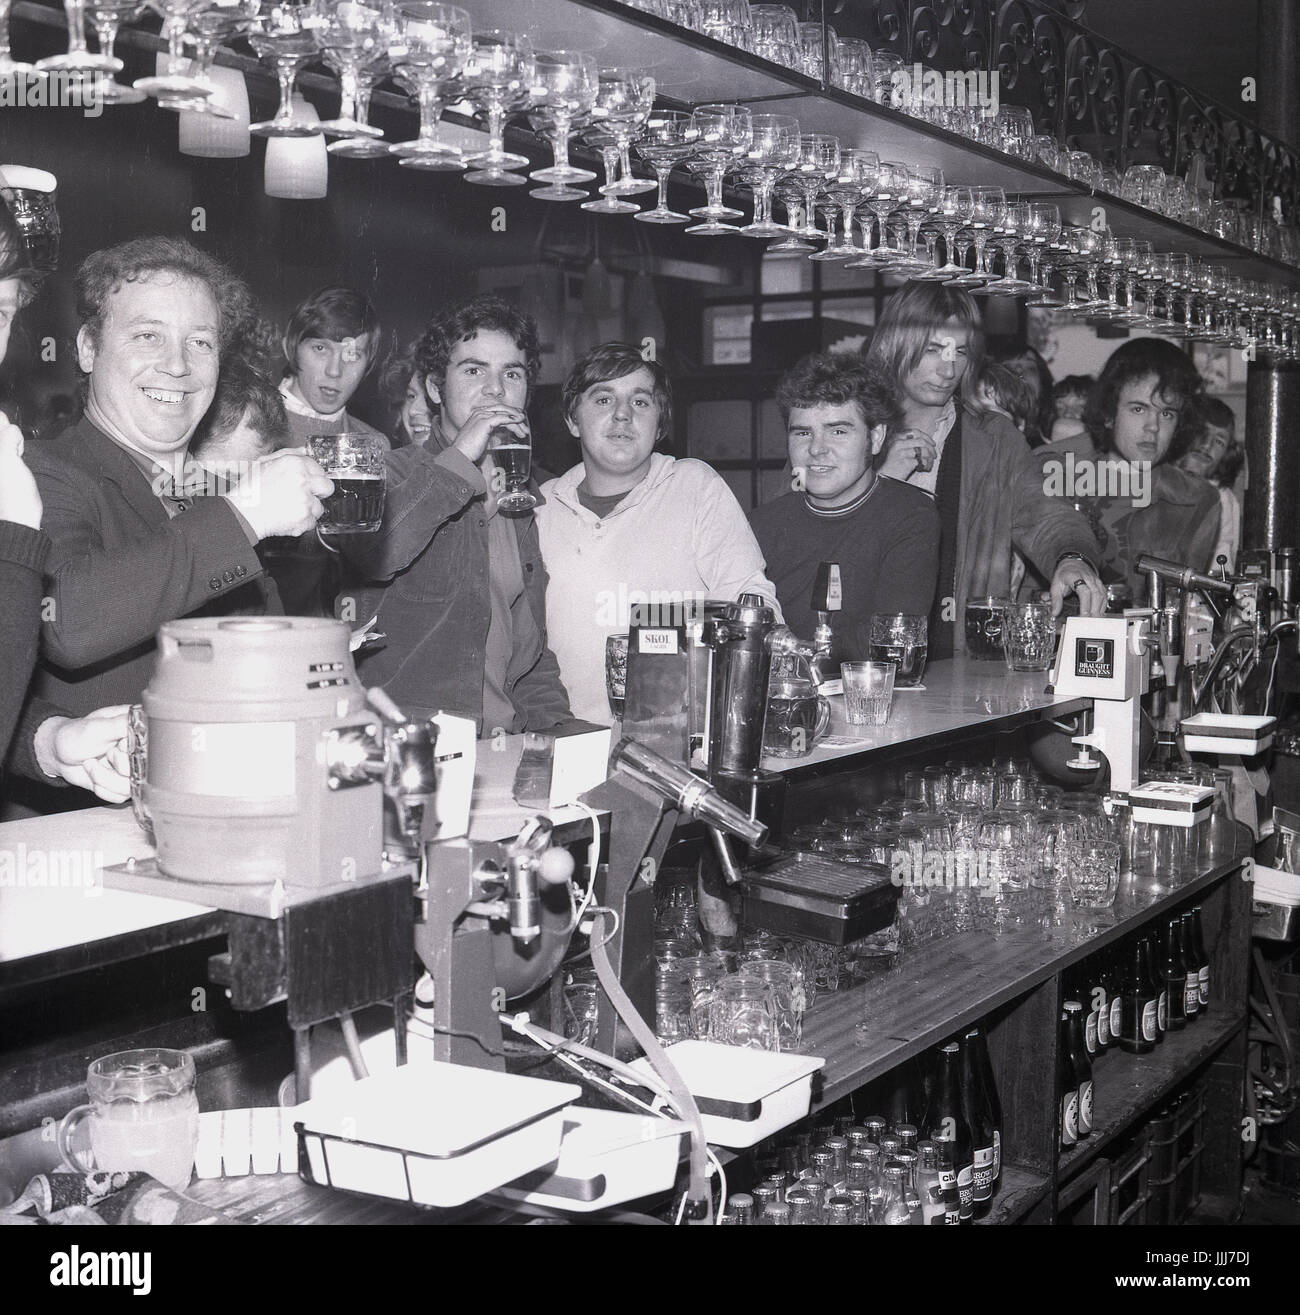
[
  {"left": 1179, "top": 913, "right": 1201, "bottom": 1023},
  {"left": 1064, "top": 1001, "right": 1094, "bottom": 1137},
  {"left": 1187, "top": 907, "right": 1211, "bottom": 1014},
  {"left": 1119, "top": 936, "right": 1158, "bottom": 1055},
  {"left": 1162, "top": 917, "right": 1188, "bottom": 1032},
  {"left": 1081, "top": 966, "right": 1100, "bottom": 1058},
  {"left": 927, "top": 1042, "right": 974, "bottom": 1222},
  {"left": 1145, "top": 929, "right": 1168, "bottom": 1042},
  {"left": 1107, "top": 948, "right": 1124, "bottom": 1049},
  {"left": 916, "top": 1139, "right": 949, "bottom": 1224},
  {"left": 1059, "top": 1011, "right": 1079, "bottom": 1148},
  {"left": 961, "top": 1029, "right": 998, "bottom": 1215},
  {"left": 964, "top": 1023, "right": 1003, "bottom": 1189},
  {"left": 882, "top": 1164, "right": 914, "bottom": 1225},
  {"left": 1091, "top": 951, "right": 1112, "bottom": 1053}
]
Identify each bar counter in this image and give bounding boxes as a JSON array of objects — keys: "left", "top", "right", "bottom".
[{"left": 0, "top": 658, "right": 1086, "bottom": 984}]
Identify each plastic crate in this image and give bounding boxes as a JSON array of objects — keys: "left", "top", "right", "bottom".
[
  {"left": 1145, "top": 1082, "right": 1207, "bottom": 1225},
  {"left": 1108, "top": 1132, "right": 1152, "bottom": 1225}
]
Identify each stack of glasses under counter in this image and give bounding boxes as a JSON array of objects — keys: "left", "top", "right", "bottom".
[
  {"left": 716, "top": 1026, "right": 1004, "bottom": 1225},
  {"left": 643, "top": 755, "right": 1235, "bottom": 1055}
]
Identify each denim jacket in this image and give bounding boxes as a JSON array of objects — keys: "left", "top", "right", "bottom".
[{"left": 341, "top": 435, "right": 572, "bottom": 733}]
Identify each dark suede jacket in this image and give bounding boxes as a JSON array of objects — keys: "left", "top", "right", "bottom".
[{"left": 341, "top": 437, "right": 571, "bottom": 733}]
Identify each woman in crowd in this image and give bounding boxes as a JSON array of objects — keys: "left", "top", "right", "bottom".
[
  {"left": 381, "top": 342, "right": 433, "bottom": 448},
  {"left": 990, "top": 342, "right": 1055, "bottom": 447},
  {"left": 1077, "top": 337, "right": 1221, "bottom": 601}
]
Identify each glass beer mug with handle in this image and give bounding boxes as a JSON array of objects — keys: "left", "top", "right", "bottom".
[
  {"left": 308, "top": 432, "right": 387, "bottom": 535},
  {"left": 763, "top": 649, "right": 830, "bottom": 758},
  {"left": 57, "top": 1048, "right": 200, "bottom": 1192}
]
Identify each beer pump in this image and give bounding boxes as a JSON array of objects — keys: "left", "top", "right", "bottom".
[{"left": 1049, "top": 612, "right": 1153, "bottom": 794}]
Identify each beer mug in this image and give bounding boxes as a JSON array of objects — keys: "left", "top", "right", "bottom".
[
  {"left": 763, "top": 652, "right": 830, "bottom": 758},
  {"left": 308, "top": 432, "right": 387, "bottom": 535},
  {"left": 1002, "top": 601, "right": 1056, "bottom": 672},
  {"left": 964, "top": 597, "right": 1008, "bottom": 661},
  {"left": 868, "top": 613, "right": 928, "bottom": 687},
  {"left": 57, "top": 1048, "right": 200, "bottom": 1192}
]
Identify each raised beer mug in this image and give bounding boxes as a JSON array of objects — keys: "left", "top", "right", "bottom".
[{"left": 308, "top": 431, "right": 387, "bottom": 535}]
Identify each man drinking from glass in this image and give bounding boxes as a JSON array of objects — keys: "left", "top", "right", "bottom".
[{"left": 340, "top": 295, "right": 571, "bottom": 735}]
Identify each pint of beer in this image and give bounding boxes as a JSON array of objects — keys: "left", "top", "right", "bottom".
[{"left": 309, "top": 432, "right": 387, "bottom": 535}]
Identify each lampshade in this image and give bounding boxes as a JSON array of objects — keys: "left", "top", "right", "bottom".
[
  {"left": 264, "top": 97, "right": 328, "bottom": 199},
  {"left": 179, "top": 67, "right": 251, "bottom": 158}
]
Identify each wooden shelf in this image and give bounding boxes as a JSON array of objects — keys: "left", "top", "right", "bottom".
[
  {"left": 974, "top": 1162, "right": 1051, "bottom": 1225},
  {"left": 11, "top": 0, "right": 1299, "bottom": 291},
  {"left": 1056, "top": 1009, "right": 1244, "bottom": 1182}
]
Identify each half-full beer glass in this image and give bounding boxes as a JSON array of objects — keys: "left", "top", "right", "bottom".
[
  {"left": 489, "top": 424, "right": 537, "bottom": 513},
  {"left": 308, "top": 431, "right": 387, "bottom": 535}
]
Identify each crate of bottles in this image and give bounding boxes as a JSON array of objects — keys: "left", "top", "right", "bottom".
[
  {"left": 1145, "top": 1082, "right": 1207, "bottom": 1225},
  {"left": 1107, "top": 1133, "right": 1152, "bottom": 1225}
]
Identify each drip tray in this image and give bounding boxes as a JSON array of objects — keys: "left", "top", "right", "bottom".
[{"left": 741, "top": 852, "right": 899, "bottom": 945}]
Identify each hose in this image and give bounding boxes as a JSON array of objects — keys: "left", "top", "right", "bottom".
[
  {"left": 338, "top": 1011, "right": 369, "bottom": 1081},
  {"left": 588, "top": 909, "right": 714, "bottom": 1223}
]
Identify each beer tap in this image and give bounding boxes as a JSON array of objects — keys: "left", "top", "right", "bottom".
[{"left": 809, "top": 562, "right": 844, "bottom": 693}]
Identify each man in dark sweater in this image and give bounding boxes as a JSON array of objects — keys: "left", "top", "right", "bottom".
[{"left": 750, "top": 353, "right": 940, "bottom": 658}]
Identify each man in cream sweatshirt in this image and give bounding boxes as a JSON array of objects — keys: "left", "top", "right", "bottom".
[{"left": 536, "top": 342, "right": 780, "bottom": 725}]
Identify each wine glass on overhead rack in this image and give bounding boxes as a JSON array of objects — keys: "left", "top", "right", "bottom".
[
  {"left": 816, "top": 147, "right": 875, "bottom": 262},
  {"left": 918, "top": 184, "right": 974, "bottom": 281},
  {"left": 314, "top": 0, "right": 392, "bottom": 139},
  {"left": 736, "top": 112, "right": 801, "bottom": 238},
  {"left": 580, "top": 123, "right": 638, "bottom": 214},
  {"left": 588, "top": 68, "right": 657, "bottom": 199},
  {"left": 84, "top": 0, "right": 145, "bottom": 102},
  {"left": 327, "top": 51, "right": 392, "bottom": 155},
  {"left": 980, "top": 199, "right": 1034, "bottom": 295},
  {"left": 386, "top": 2, "right": 473, "bottom": 169},
  {"left": 35, "top": 0, "right": 120, "bottom": 72},
  {"left": 527, "top": 50, "right": 599, "bottom": 201},
  {"left": 683, "top": 102, "right": 751, "bottom": 236},
  {"left": 786, "top": 131, "right": 838, "bottom": 246},
  {"left": 768, "top": 172, "right": 815, "bottom": 253},
  {"left": 460, "top": 30, "right": 537, "bottom": 187},
  {"left": 851, "top": 156, "right": 905, "bottom": 267},
  {"left": 246, "top": 1, "right": 326, "bottom": 136},
  {"left": 134, "top": 0, "right": 227, "bottom": 101},
  {"left": 1022, "top": 201, "right": 1061, "bottom": 298},
  {"left": 158, "top": 0, "right": 259, "bottom": 117},
  {"left": 634, "top": 108, "right": 699, "bottom": 224},
  {"left": 892, "top": 165, "right": 943, "bottom": 275},
  {"left": 946, "top": 185, "right": 1004, "bottom": 288}
]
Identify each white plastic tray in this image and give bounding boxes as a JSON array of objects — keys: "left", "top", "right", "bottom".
[
  {"left": 295, "top": 1063, "right": 579, "bottom": 1208},
  {"left": 495, "top": 1107, "right": 688, "bottom": 1212},
  {"left": 1180, "top": 712, "right": 1276, "bottom": 756},
  {"left": 628, "top": 1041, "right": 825, "bottom": 1149}
]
